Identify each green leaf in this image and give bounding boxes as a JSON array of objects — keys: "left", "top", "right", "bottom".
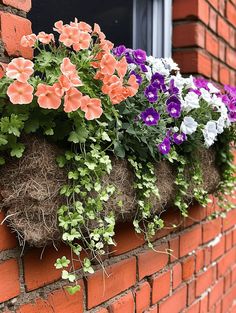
[
  {"left": 0, "top": 134, "right": 8, "bottom": 146},
  {"left": 0, "top": 156, "right": 5, "bottom": 165},
  {"left": 65, "top": 285, "right": 81, "bottom": 295},
  {"left": 10, "top": 143, "right": 25, "bottom": 158},
  {"left": 54, "top": 256, "right": 70, "bottom": 269},
  {"left": 114, "top": 141, "right": 125, "bottom": 158},
  {"left": 68, "top": 127, "right": 89, "bottom": 144}
]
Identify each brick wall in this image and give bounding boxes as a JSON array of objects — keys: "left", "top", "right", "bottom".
[
  {"left": 0, "top": 0, "right": 236, "bottom": 313},
  {"left": 173, "top": 0, "right": 236, "bottom": 86}
]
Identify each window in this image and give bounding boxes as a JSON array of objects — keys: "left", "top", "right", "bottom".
[{"left": 28, "top": 0, "right": 172, "bottom": 57}]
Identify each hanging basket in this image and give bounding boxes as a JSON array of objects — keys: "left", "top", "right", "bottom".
[{"left": 0, "top": 135, "right": 221, "bottom": 247}]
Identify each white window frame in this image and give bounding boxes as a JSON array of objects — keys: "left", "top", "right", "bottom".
[{"left": 133, "top": 0, "right": 172, "bottom": 57}]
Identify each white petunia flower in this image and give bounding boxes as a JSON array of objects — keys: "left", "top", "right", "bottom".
[
  {"left": 182, "top": 91, "right": 200, "bottom": 112},
  {"left": 216, "top": 117, "right": 226, "bottom": 134},
  {"left": 180, "top": 117, "right": 198, "bottom": 135},
  {"left": 161, "top": 58, "right": 180, "bottom": 71},
  {"left": 145, "top": 66, "right": 152, "bottom": 81},
  {"left": 128, "top": 63, "right": 137, "bottom": 71},
  {"left": 200, "top": 88, "right": 212, "bottom": 102},
  {"left": 202, "top": 121, "right": 218, "bottom": 147},
  {"left": 208, "top": 82, "right": 220, "bottom": 94}
]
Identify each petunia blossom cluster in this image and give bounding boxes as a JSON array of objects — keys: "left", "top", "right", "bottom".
[
  {"left": 1, "top": 20, "right": 138, "bottom": 121},
  {"left": 114, "top": 45, "right": 235, "bottom": 155}
]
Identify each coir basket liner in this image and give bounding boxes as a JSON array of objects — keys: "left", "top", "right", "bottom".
[{"left": 0, "top": 135, "right": 221, "bottom": 247}]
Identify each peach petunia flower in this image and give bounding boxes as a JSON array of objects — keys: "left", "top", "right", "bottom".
[
  {"left": 53, "top": 20, "right": 64, "bottom": 34},
  {"left": 100, "top": 54, "right": 117, "bottom": 76},
  {"left": 93, "top": 23, "right": 106, "bottom": 41},
  {"left": 73, "top": 32, "right": 91, "bottom": 51},
  {"left": 70, "top": 19, "right": 92, "bottom": 33},
  {"left": 60, "top": 58, "right": 82, "bottom": 87},
  {"left": 59, "top": 26, "right": 80, "bottom": 47},
  {"left": 6, "top": 57, "right": 34, "bottom": 83},
  {"left": 64, "top": 87, "right": 83, "bottom": 113},
  {"left": 116, "top": 57, "right": 128, "bottom": 78},
  {"left": 35, "top": 84, "right": 61, "bottom": 109},
  {"left": 127, "top": 74, "right": 139, "bottom": 97},
  {"left": 53, "top": 75, "right": 72, "bottom": 97},
  {"left": 37, "top": 32, "right": 55, "bottom": 44},
  {"left": 20, "top": 34, "right": 37, "bottom": 48},
  {"left": 7, "top": 81, "right": 33, "bottom": 104},
  {"left": 80, "top": 96, "right": 103, "bottom": 120}
]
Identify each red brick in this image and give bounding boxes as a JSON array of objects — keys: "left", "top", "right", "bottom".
[
  {"left": 159, "top": 285, "right": 187, "bottom": 313},
  {"left": 0, "top": 211, "right": 17, "bottom": 251},
  {"left": 209, "top": 8, "right": 217, "bottom": 32},
  {"left": 184, "top": 204, "right": 207, "bottom": 228},
  {"left": 208, "top": 279, "right": 224, "bottom": 308},
  {"left": 198, "top": 51, "right": 212, "bottom": 77},
  {"left": 138, "top": 243, "right": 169, "bottom": 280},
  {"left": 229, "top": 26, "right": 235, "bottom": 48},
  {"left": 0, "top": 12, "right": 33, "bottom": 58},
  {"left": 226, "top": 46, "right": 236, "bottom": 69},
  {"left": 196, "top": 267, "right": 214, "bottom": 297},
  {"left": 17, "top": 299, "right": 53, "bottom": 313},
  {"left": 206, "top": 30, "right": 219, "bottom": 57},
  {"left": 223, "top": 209, "right": 236, "bottom": 231},
  {"left": 135, "top": 282, "right": 151, "bottom": 313},
  {"left": 219, "top": 41, "right": 226, "bottom": 62},
  {"left": 219, "top": 64, "right": 230, "bottom": 85},
  {"left": 226, "top": 231, "right": 233, "bottom": 251},
  {"left": 196, "top": 249, "right": 204, "bottom": 272},
  {"left": 211, "top": 235, "right": 225, "bottom": 262},
  {"left": 24, "top": 245, "right": 82, "bottom": 291},
  {"left": 217, "top": 248, "right": 236, "bottom": 278},
  {"left": 187, "top": 280, "right": 196, "bottom": 305},
  {"left": 172, "top": 263, "right": 182, "bottom": 289},
  {"left": 182, "top": 256, "right": 195, "bottom": 281},
  {"left": 185, "top": 301, "right": 200, "bottom": 313},
  {"left": 173, "top": 0, "right": 198, "bottom": 20},
  {"left": 173, "top": 50, "right": 198, "bottom": 74},
  {"left": 218, "top": 0, "right": 225, "bottom": 15},
  {"left": 173, "top": 22, "right": 205, "bottom": 48},
  {"left": 109, "top": 292, "right": 135, "bottom": 313},
  {"left": 224, "top": 271, "right": 231, "bottom": 293},
  {"left": 227, "top": 1, "right": 236, "bottom": 26},
  {"left": 204, "top": 247, "right": 212, "bottom": 267},
  {"left": 151, "top": 271, "right": 171, "bottom": 304},
  {"left": 212, "top": 59, "right": 219, "bottom": 81},
  {"left": 231, "top": 265, "right": 236, "bottom": 285},
  {"left": 87, "top": 258, "right": 136, "bottom": 309},
  {"left": 222, "top": 284, "right": 236, "bottom": 313},
  {"left": 198, "top": 0, "right": 210, "bottom": 25},
  {"left": 179, "top": 225, "right": 202, "bottom": 257},
  {"left": 1, "top": 0, "right": 31, "bottom": 12},
  {"left": 0, "top": 259, "right": 20, "bottom": 302},
  {"left": 217, "top": 16, "right": 230, "bottom": 42},
  {"left": 169, "top": 236, "right": 179, "bottom": 262},
  {"left": 111, "top": 222, "right": 145, "bottom": 256},
  {"left": 200, "top": 295, "right": 208, "bottom": 313},
  {"left": 215, "top": 301, "right": 221, "bottom": 313},
  {"left": 208, "top": 0, "right": 218, "bottom": 9},
  {"left": 202, "top": 218, "right": 221, "bottom": 244}
]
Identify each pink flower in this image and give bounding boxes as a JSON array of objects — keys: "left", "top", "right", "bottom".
[
  {"left": 70, "top": 19, "right": 92, "bottom": 32},
  {"left": 100, "top": 54, "right": 117, "bottom": 76},
  {"left": 7, "top": 81, "right": 33, "bottom": 104},
  {"left": 60, "top": 58, "right": 82, "bottom": 86},
  {"left": 35, "top": 84, "right": 61, "bottom": 109},
  {"left": 20, "top": 34, "right": 37, "bottom": 48},
  {"left": 53, "top": 20, "right": 64, "bottom": 33},
  {"left": 80, "top": 96, "right": 103, "bottom": 120},
  {"left": 37, "top": 32, "right": 55, "bottom": 44},
  {"left": 6, "top": 57, "right": 34, "bottom": 83},
  {"left": 73, "top": 32, "right": 91, "bottom": 51},
  {"left": 59, "top": 25, "right": 80, "bottom": 47},
  {"left": 53, "top": 75, "right": 72, "bottom": 97},
  {"left": 64, "top": 87, "right": 83, "bottom": 113}
]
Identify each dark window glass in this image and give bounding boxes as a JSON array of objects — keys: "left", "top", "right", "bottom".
[{"left": 28, "top": 0, "right": 134, "bottom": 48}]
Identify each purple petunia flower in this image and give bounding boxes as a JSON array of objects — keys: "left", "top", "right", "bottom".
[
  {"left": 172, "top": 133, "right": 187, "bottom": 145},
  {"left": 189, "top": 88, "right": 202, "bottom": 96},
  {"left": 194, "top": 77, "right": 209, "bottom": 91},
  {"left": 140, "top": 64, "right": 148, "bottom": 72},
  {"left": 158, "top": 137, "right": 171, "bottom": 155},
  {"left": 144, "top": 85, "right": 158, "bottom": 103},
  {"left": 167, "top": 102, "right": 181, "bottom": 118},
  {"left": 133, "top": 49, "right": 146, "bottom": 64},
  {"left": 151, "top": 73, "right": 165, "bottom": 85},
  {"left": 125, "top": 50, "right": 135, "bottom": 64},
  {"left": 169, "top": 79, "right": 179, "bottom": 95},
  {"left": 140, "top": 108, "right": 160, "bottom": 126},
  {"left": 130, "top": 70, "right": 142, "bottom": 85},
  {"left": 113, "top": 45, "right": 126, "bottom": 57},
  {"left": 228, "top": 111, "right": 236, "bottom": 122}
]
